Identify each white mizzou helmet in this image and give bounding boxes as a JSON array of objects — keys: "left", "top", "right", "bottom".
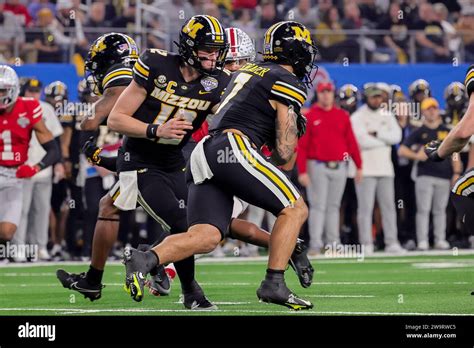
[
  {"left": 225, "top": 27, "right": 256, "bottom": 63},
  {"left": 0, "top": 65, "right": 20, "bottom": 111}
]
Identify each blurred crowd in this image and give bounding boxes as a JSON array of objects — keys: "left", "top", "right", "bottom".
[
  {"left": 9, "top": 75, "right": 474, "bottom": 262},
  {"left": 2, "top": 0, "right": 474, "bottom": 63}
]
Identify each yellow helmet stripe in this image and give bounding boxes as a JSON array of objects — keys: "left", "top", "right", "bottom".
[
  {"left": 208, "top": 16, "right": 224, "bottom": 42},
  {"left": 201, "top": 15, "right": 217, "bottom": 40}
]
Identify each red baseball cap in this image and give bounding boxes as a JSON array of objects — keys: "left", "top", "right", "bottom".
[{"left": 317, "top": 81, "right": 335, "bottom": 93}]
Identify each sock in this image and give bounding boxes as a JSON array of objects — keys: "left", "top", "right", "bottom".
[
  {"left": 265, "top": 268, "right": 284, "bottom": 282},
  {"left": 86, "top": 266, "right": 104, "bottom": 286},
  {"left": 175, "top": 256, "right": 197, "bottom": 293},
  {"left": 145, "top": 250, "right": 159, "bottom": 273}
]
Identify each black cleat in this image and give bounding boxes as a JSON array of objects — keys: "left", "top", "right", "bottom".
[
  {"left": 146, "top": 265, "right": 171, "bottom": 296},
  {"left": 137, "top": 244, "right": 171, "bottom": 296},
  {"left": 289, "top": 240, "right": 314, "bottom": 288},
  {"left": 123, "top": 247, "right": 149, "bottom": 302},
  {"left": 256, "top": 279, "right": 313, "bottom": 311},
  {"left": 56, "top": 269, "right": 104, "bottom": 301},
  {"left": 183, "top": 280, "right": 218, "bottom": 310}
]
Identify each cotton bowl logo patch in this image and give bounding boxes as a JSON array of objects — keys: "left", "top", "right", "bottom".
[
  {"left": 201, "top": 77, "right": 218, "bottom": 91},
  {"left": 154, "top": 75, "right": 167, "bottom": 88},
  {"left": 18, "top": 116, "right": 30, "bottom": 128}
]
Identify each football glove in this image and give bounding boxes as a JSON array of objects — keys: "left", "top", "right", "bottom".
[
  {"left": 424, "top": 140, "right": 444, "bottom": 162},
  {"left": 465, "top": 64, "right": 474, "bottom": 97},
  {"left": 16, "top": 164, "right": 40, "bottom": 178},
  {"left": 82, "top": 136, "right": 102, "bottom": 165}
]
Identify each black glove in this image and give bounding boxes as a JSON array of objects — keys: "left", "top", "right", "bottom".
[
  {"left": 81, "top": 136, "right": 102, "bottom": 165},
  {"left": 465, "top": 64, "right": 474, "bottom": 97},
  {"left": 424, "top": 140, "right": 444, "bottom": 162}
]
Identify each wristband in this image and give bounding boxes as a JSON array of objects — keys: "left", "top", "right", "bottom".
[{"left": 146, "top": 124, "right": 158, "bottom": 139}]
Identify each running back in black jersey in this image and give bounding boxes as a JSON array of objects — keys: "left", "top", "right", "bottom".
[
  {"left": 118, "top": 48, "right": 231, "bottom": 172},
  {"left": 210, "top": 61, "right": 307, "bottom": 148}
]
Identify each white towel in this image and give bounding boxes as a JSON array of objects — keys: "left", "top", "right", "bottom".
[
  {"left": 113, "top": 170, "right": 138, "bottom": 210},
  {"left": 190, "top": 135, "right": 214, "bottom": 184}
]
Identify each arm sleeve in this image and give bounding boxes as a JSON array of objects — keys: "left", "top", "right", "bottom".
[
  {"left": 132, "top": 50, "right": 153, "bottom": 92},
  {"left": 377, "top": 113, "right": 402, "bottom": 145}
]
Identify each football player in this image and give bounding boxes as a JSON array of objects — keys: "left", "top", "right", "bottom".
[
  {"left": 425, "top": 66, "right": 474, "bottom": 295},
  {"left": 56, "top": 33, "right": 175, "bottom": 299},
  {"left": 122, "top": 21, "right": 317, "bottom": 310},
  {"left": 0, "top": 66, "right": 60, "bottom": 241},
  {"left": 337, "top": 84, "right": 359, "bottom": 115},
  {"left": 443, "top": 82, "right": 468, "bottom": 129}
]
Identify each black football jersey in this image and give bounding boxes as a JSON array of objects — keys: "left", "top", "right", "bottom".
[
  {"left": 441, "top": 107, "right": 466, "bottom": 130},
  {"left": 118, "top": 48, "right": 231, "bottom": 172},
  {"left": 210, "top": 61, "right": 307, "bottom": 148}
]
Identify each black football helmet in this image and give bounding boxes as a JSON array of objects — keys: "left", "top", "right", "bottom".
[
  {"left": 263, "top": 21, "right": 318, "bottom": 85},
  {"left": 409, "top": 79, "right": 431, "bottom": 101},
  {"left": 390, "top": 84, "right": 406, "bottom": 102},
  {"left": 177, "top": 15, "right": 228, "bottom": 76},
  {"left": 78, "top": 78, "right": 94, "bottom": 103},
  {"left": 337, "top": 84, "right": 359, "bottom": 114},
  {"left": 45, "top": 81, "right": 68, "bottom": 101},
  {"left": 444, "top": 81, "right": 467, "bottom": 111},
  {"left": 85, "top": 32, "right": 139, "bottom": 95}
]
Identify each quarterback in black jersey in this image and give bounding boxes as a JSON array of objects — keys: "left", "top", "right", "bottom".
[
  {"left": 123, "top": 21, "right": 317, "bottom": 310},
  {"left": 109, "top": 15, "right": 233, "bottom": 307},
  {"left": 56, "top": 33, "right": 172, "bottom": 302}
]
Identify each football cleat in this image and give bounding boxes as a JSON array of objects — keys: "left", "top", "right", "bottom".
[
  {"left": 137, "top": 244, "right": 172, "bottom": 296},
  {"left": 123, "top": 247, "right": 149, "bottom": 302},
  {"left": 145, "top": 265, "right": 171, "bottom": 296},
  {"left": 183, "top": 280, "right": 218, "bottom": 311},
  {"left": 289, "top": 240, "right": 314, "bottom": 288},
  {"left": 256, "top": 279, "right": 313, "bottom": 311},
  {"left": 56, "top": 269, "right": 104, "bottom": 301}
]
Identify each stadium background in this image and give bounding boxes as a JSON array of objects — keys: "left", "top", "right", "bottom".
[{"left": 0, "top": 0, "right": 473, "bottom": 318}]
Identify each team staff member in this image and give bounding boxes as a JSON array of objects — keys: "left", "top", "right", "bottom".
[
  {"left": 399, "top": 97, "right": 461, "bottom": 250},
  {"left": 297, "top": 81, "right": 362, "bottom": 254}
]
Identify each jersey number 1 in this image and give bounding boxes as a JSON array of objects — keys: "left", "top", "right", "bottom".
[
  {"left": 215, "top": 73, "right": 253, "bottom": 114},
  {"left": 1, "top": 130, "right": 14, "bottom": 161}
]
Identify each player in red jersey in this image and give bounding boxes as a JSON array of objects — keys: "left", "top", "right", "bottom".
[{"left": 0, "top": 65, "right": 60, "bottom": 241}]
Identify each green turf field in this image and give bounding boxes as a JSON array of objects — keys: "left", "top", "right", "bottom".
[{"left": 0, "top": 253, "right": 473, "bottom": 316}]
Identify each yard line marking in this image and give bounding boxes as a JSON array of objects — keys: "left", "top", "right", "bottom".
[
  {"left": 0, "top": 308, "right": 472, "bottom": 316},
  {"left": 0, "top": 272, "right": 56, "bottom": 276},
  {"left": 173, "top": 301, "right": 252, "bottom": 305},
  {"left": 2, "top": 251, "right": 474, "bottom": 268},
  {"left": 315, "top": 281, "right": 470, "bottom": 285},
  {"left": 306, "top": 295, "right": 376, "bottom": 298},
  {"left": 200, "top": 282, "right": 253, "bottom": 286}
]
